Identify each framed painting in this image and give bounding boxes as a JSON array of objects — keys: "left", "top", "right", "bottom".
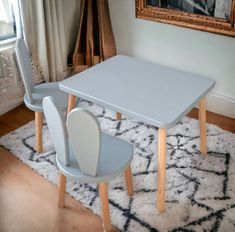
[{"left": 136, "top": 0, "right": 235, "bottom": 37}]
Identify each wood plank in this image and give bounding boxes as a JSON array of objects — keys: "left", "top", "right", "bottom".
[
  {"left": 97, "top": 0, "right": 116, "bottom": 60},
  {"left": 86, "top": 0, "right": 94, "bottom": 66},
  {"left": 187, "top": 108, "right": 235, "bottom": 133},
  {"left": 0, "top": 148, "right": 114, "bottom": 232},
  {"left": 0, "top": 105, "right": 34, "bottom": 136}
]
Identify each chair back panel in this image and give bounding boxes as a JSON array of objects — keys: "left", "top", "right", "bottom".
[
  {"left": 15, "top": 39, "right": 34, "bottom": 103},
  {"left": 43, "top": 96, "right": 70, "bottom": 166},
  {"left": 67, "top": 108, "right": 101, "bottom": 176}
]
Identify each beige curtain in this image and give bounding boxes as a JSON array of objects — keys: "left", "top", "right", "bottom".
[{"left": 19, "top": 0, "right": 67, "bottom": 82}]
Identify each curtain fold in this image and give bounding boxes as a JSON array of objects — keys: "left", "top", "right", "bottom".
[
  {"left": 19, "top": 0, "right": 67, "bottom": 82},
  {"left": 0, "top": 0, "right": 14, "bottom": 23}
]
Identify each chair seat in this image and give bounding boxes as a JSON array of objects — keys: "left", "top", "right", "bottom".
[
  {"left": 57, "top": 132, "right": 133, "bottom": 183},
  {"left": 24, "top": 82, "right": 68, "bottom": 112}
]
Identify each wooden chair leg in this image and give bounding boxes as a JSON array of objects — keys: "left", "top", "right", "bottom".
[
  {"left": 157, "top": 128, "right": 167, "bottom": 212},
  {"left": 58, "top": 173, "right": 66, "bottom": 208},
  {"left": 124, "top": 166, "right": 134, "bottom": 196},
  {"left": 35, "top": 111, "right": 43, "bottom": 153},
  {"left": 116, "top": 112, "right": 122, "bottom": 120},
  {"left": 67, "top": 94, "right": 77, "bottom": 113},
  {"left": 199, "top": 98, "right": 207, "bottom": 155},
  {"left": 98, "top": 182, "right": 112, "bottom": 232}
]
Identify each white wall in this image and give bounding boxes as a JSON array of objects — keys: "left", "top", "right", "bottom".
[{"left": 109, "top": 0, "right": 235, "bottom": 118}]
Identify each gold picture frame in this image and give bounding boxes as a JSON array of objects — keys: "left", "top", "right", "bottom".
[{"left": 136, "top": 0, "right": 235, "bottom": 37}]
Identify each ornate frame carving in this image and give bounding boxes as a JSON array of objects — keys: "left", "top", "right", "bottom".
[{"left": 136, "top": 0, "right": 235, "bottom": 37}]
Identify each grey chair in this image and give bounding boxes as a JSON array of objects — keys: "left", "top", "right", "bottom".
[
  {"left": 43, "top": 96, "right": 134, "bottom": 232},
  {"left": 15, "top": 39, "right": 68, "bottom": 153}
]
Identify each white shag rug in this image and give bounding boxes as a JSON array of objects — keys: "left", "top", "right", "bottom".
[{"left": 0, "top": 101, "right": 235, "bottom": 232}]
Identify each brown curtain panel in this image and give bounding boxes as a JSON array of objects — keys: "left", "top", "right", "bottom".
[{"left": 71, "top": 0, "right": 116, "bottom": 73}]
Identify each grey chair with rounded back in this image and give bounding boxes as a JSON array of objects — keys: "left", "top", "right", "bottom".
[
  {"left": 15, "top": 39, "right": 68, "bottom": 153},
  {"left": 43, "top": 96, "right": 134, "bottom": 232}
]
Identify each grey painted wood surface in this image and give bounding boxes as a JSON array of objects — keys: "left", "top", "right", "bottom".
[
  {"left": 60, "top": 55, "right": 215, "bottom": 128},
  {"left": 15, "top": 39, "right": 68, "bottom": 113},
  {"left": 67, "top": 108, "right": 101, "bottom": 177},
  {"left": 43, "top": 96, "right": 134, "bottom": 183}
]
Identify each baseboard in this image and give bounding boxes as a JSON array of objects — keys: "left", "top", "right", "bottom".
[
  {"left": 206, "top": 92, "right": 235, "bottom": 118},
  {"left": 0, "top": 98, "right": 23, "bottom": 116}
]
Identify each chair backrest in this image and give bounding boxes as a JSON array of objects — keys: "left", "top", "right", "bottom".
[
  {"left": 67, "top": 108, "right": 101, "bottom": 176},
  {"left": 15, "top": 39, "right": 34, "bottom": 104},
  {"left": 42, "top": 96, "right": 70, "bottom": 166}
]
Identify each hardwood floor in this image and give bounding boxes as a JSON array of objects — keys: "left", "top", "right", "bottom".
[
  {"left": 0, "top": 105, "right": 34, "bottom": 137},
  {"left": 0, "top": 148, "right": 106, "bottom": 232},
  {"left": 0, "top": 104, "right": 234, "bottom": 232},
  {"left": 187, "top": 108, "right": 235, "bottom": 133}
]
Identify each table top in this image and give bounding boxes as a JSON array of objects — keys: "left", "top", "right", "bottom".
[{"left": 60, "top": 55, "right": 215, "bottom": 129}]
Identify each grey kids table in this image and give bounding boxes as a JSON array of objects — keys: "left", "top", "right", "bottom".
[{"left": 60, "top": 55, "right": 215, "bottom": 212}]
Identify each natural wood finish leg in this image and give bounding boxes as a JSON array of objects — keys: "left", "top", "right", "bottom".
[
  {"left": 157, "top": 128, "right": 167, "bottom": 212},
  {"left": 116, "top": 112, "right": 122, "bottom": 120},
  {"left": 58, "top": 173, "right": 66, "bottom": 208},
  {"left": 199, "top": 98, "right": 207, "bottom": 155},
  {"left": 98, "top": 182, "right": 112, "bottom": 232},
  {"left": 35, "top": 111, "right": 43, "bottom": 153},
  {"left": 67, "top": 94, "right": 77, "bottom": 113},
  {"left": 124, "top": 166, "right": 134, "bottom": 196}
]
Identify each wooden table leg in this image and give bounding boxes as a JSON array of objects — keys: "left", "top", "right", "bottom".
[
  {"left": 124, "top": 166, "right": 134, "bottom": 196},
  {"left": 67, "top": 94, "right": 77, "bottom": 113},
  {"left": 58, "top": 172, "right": 66, "bottom": 208},
  {"left": 157, "top": 128, "right": 167, "bottom": 212},
  {"left": 116, "top": 112, "right": 122, "bottom": 120},
  {"left": 35, "top": 111, "right": 43, "bottom": 153},
  {"left": 199, "top": 98, "right": 207, "bottom": 155},
  {"left": 99, "top": 182, "right": 112, "bottom": 232}
]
